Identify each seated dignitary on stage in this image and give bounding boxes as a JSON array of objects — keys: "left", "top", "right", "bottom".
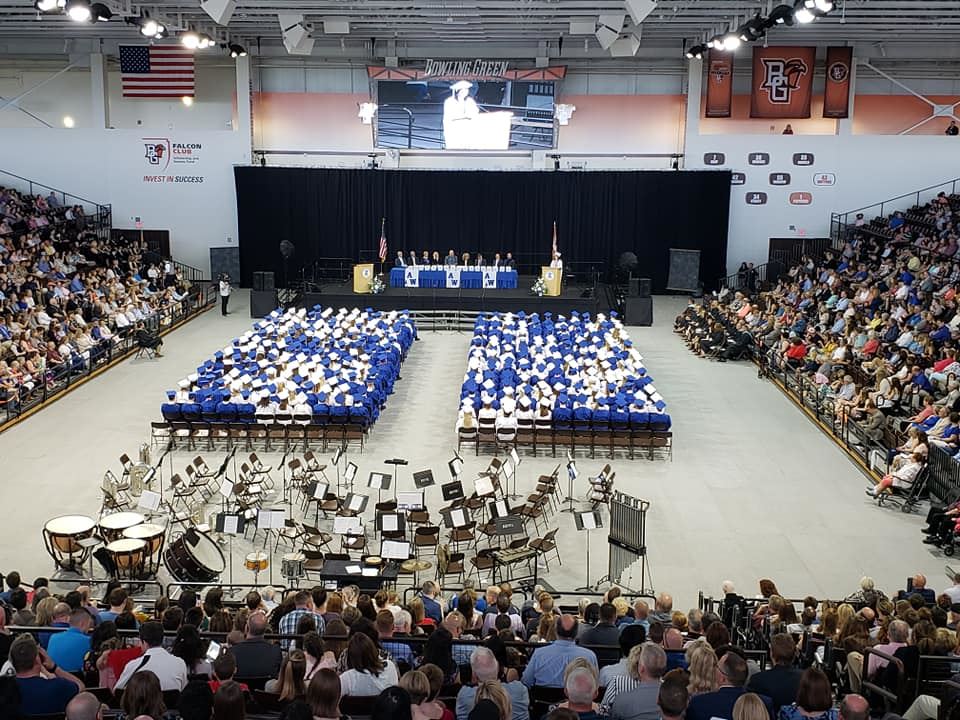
[
  {"left": 163, "top": 306, "right": 416, "bottom": 429},
  {"left": 445, "top": 250, "right": 459, "bottom": 266},
  {"left": 457, "top": 311, "right": 670, "bottom": 433}
]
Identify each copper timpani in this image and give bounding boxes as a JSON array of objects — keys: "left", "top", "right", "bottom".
[
  {"left": 98, "top": 512, "right": 145, "bottom": 542},
  {"left": 121, "top": 523, "right": 166, "bottom": 577},
  {"left": 43, "top": 515, "right": 96, "bottom": 570},
  {"left": 106, "top": 538, "right": 147, "bottom": 579}
]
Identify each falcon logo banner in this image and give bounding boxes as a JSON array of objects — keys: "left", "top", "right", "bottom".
[
  {"left": 705, "top": 50, "right": 733, "bottom": 118},
  {"left": 750, "top": 46, "right": 815, "bottom": 118},
  {"left": 823, "top": 46, "right": 853, "bottom": 118}
]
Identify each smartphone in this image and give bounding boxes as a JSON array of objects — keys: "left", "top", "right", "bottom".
[{"left": 205, "top": 640, "right": 221, "bottom": 661}]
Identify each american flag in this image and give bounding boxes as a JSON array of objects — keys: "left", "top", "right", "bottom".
[
  {"left": 119, "top": 45, "right": 195, "bottom": 99},
  {"left": 378, "top": 218, "right": 387, "bottom": 262}
]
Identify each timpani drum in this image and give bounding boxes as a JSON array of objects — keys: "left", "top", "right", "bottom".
[
  {"left": 43, "top": 515, "right": 96, "bottom": 569},
  {"left": 163, "top": 528, "right": 226, "bottom": 583},
  {"left": 245, "top": 552, "right": 269, "bottom": 573},
  {"left": 122, "top": 523, "right": 166, "bottom": 576},
  {"left": 281, "top": 552, "right": 305, "bottom": 579},
  {"left": 106, "top": 538, "right": 147, "bottom": 579},
  {"left": 99, "top": 512, "right": 145, "bottom": 542}
]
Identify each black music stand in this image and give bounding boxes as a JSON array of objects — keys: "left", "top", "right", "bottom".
[
  {"left": 489, "top": 498, "right": 511, "bottom": 519},
  {"left": 305, "top": 480, "right": 330, "bottom": 524},
  {"left": 448, "top": 452, "right": 464, "bottom": 479},
  {"left": 376, "top": 511, "right": 406, "bottom": 534},
  {"left": 344, "top": 493, "right": 369, "bottom": 515},
  {"left": 215, "top": 512, "right": 246, "bottom": 587},
  {"left": 368, "top": 472, "right": 393, "bottom": 505},
  {"left": 441, "top": 480, "right": 465, "bottom": 502},
  {"left": 493, "top": 515, "right": 524, "bottom": 537},
  {"left": 384, "top": 457, "right": 408, "bottom": 495},
  {"left": 560, "top": 460, "right": 579, "bottom": 513},
  {"left": 413, "top": 469, "right": 435, "bottom": 489},
  {"left": 397, "top": 491, "right": 425, "bottom": 512},
  {"left": 440, "top": 506, "right": 470, "bottom": 529},
  {"left": 475, "top": 475, "right": 496, "bottom": 498},
  {"left": 574, "top": 509, "right": 603, "bottom": 592},
  {"left": 505, "top": 448, "right": 521, "bottom": 500},
  {"left": 343, "top": 461, "right": 358, "bottom": 495}
]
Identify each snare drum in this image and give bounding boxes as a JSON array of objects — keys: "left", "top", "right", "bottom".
[
  {"left": 245, "top": 552, "right": 269, "bottom": 572},
  {"left": 122, "top": 523, "right": 166, "bottom": 576},
  {"left": 163, "top": 528, "right": 226, "bottom": 583},
  {"left": 99, "top": 512, "right": 145, "bottom": 542},
  {"left": 281, "top": 552, "right": 305, "bottom": 579},
  {"left": 43, "top": 515, "right": 96, "bottom": 569},
  {"left": 106, "top": 538, "right": 146, "bottom": 579}
]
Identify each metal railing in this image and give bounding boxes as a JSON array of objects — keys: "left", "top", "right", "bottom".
[
  {"left": 0, "top": 167, "right": 112, "bottom": 241},
  {"left": 830, "top": 176, "right": 960, "bottom": 245},
  {"left": 0, "top": 283, "right": 216, "bottom": 430}
]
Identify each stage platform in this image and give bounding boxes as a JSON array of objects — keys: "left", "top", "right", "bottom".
[{"left": 289, "top": 279, "right": 608, "bottom": 317}]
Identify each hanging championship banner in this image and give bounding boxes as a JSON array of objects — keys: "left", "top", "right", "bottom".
[
  {"left": 750, "top": 46, "right": 816, "bottom": 118},
  {"left": 705, "top": 50, "right": 733, "bottom": 118},
  {"left": 822, "top": 46, "right": 853, "bottom": 118}
]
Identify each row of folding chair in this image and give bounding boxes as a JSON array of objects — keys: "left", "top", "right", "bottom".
[
  {"left": 458, "top": 422, "right": 672, "bottom": 460},
  {"left": 152, "top": 420, "right": 368, "bottom": 453}
]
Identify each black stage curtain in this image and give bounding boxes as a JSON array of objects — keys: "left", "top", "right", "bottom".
[{"left": 234, "top": 167, "right": 730, "bottom": 292}]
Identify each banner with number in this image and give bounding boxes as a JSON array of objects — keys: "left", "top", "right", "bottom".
[
  {"left": 822, "top": 46, "right": 853, "bottom": 119},
  {"left": 750, "top": 46, "right": 816, "bottom": 118},
  {"left": 705, "top": 50, "right": 733, "bottom": 118}
]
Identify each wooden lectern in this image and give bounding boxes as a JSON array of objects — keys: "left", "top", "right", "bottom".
[
  {"left": 541, "top": 266, "right": 562, "bottom": 297},
  {"left": 353, "top": 263, "right": 374, "bottom": 294}
]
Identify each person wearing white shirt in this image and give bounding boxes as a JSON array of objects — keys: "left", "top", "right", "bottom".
[
  {"left": 114, "top": 312, "right": 130, "bottom": 330},
  {"left": 550, "top": 252, "right": 563, "bottom": 271},
  {"left": 115, "top": 622, "right": 188, "bottom": 692},
  {"left": 219, "top": 275, "right": 232, "bottom": 316},
  {"left": 339, "top": 634, "right": 399, "bottom": 697}
]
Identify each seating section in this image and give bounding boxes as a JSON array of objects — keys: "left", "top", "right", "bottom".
[
  {"left": 0, "top": 183, "right": 198, "bottom": 413},
  {"left": 160, "top": 306, "right": 417, "bottom": 442},
  {"left": 456, "top": 310, "right": 671, "bottom": 458}
]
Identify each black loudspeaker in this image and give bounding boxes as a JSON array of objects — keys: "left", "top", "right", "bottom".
[
  {"left": 252, "top": 271, "right": 275, "bottom": 291},
  {"left": 628, "top": 278, "right": 639, "bottom": 297},
  {"left": 638, "top": 277, "right": 652, "bottom": 298},
  {"left": 625, "top": 297, "right": 653, "bottom": 326},
  {"left": 250, "top": 290, "right": 278, "bottom": 318}
]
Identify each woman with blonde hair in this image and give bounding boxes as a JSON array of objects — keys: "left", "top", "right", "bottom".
[
  {"left": 671, "top": 611, "right": 689, "bottom": 634},
  {"left": 268, "top": 649, "right": 308, "bottom": 702},
  {"left": 734, "top": 693, "right": 772, "bottom": 720},
  {"left": 530, "top": 612, "right": 557, "bottom": 643},
  {"left": 836, "top": 604, "right": 855, "bottom": 633},
  {"left": 400, "top": 669, "right": 446, "bottom": 720},
  {"left": 474, "top": 680, "right": 512, "bottom": 720},
  {"left": 686, "top": 643, "right": 718, "bottom": 696}
]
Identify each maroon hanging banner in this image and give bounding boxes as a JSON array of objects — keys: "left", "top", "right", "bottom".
[
  {"left": 704, "top": 50, "right": 733, "bottom": 118},
  {"left": 822, "top": 46, "right": 853, "bottom": 118},
  {"left": 750, "top": 46, "right": 816, "bottom": 118}
]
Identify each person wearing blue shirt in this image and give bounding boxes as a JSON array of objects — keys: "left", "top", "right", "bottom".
[
  {"left": 420, "top": 582, "right": 443, "bottom": 623},
  {"left": 0, "top": 571, "right": 21, "bottom": 605},
  {"left": 521, "top": 614, "right": 598, "bottom": 687},
  {"left": 687, "top": 650, "right": 773, "bottom": 720},
  {"left": 10, "top": 633, "right": 83, "bottom": 717},
  {"left": 47, "top": 609, "right": 92, "bottom": 672}
]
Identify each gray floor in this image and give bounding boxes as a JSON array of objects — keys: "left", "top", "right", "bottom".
[{"left": 0, "top": 294, "right": 947, "bottom": 607}]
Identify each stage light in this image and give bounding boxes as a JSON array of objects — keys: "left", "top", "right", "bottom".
[
  {"left": 228, "top": 43, "right": 247, "bottom": 57},
  {"left": 89, "top": 2, "right": 111, "bottom": 21},
  {"left": 181, "top": 31, "right": 200, "bottom": 48},
  {"left": 358, "top": 102, "right": 377, "bottom": 124},
  {"left": 685, "top": 44, "right": 706, "bottom": 60},
  {"left": 769, "top": 4, "right": 796, "bottom": 25},
  {"left": 141, "top": 17, "right": 159, "bottom": 35},
  {"left": 793, "top": 0, "right": 816, "bottom": 25},
  {"left": 721, "top": 34, "right": 741, "bottom": 51},
  {"left": 738, "top": 14, "right": 766, "bottom": 42},
  {"left": 33, "top": 0, "right": 59, "bottom": 12},
  {"left": 814, "top": 0, "right": 834, "bottom": 11},
  {"left": 198, "top": 33, "right": 214, "bottom": 49},
  {"left": 181, "top": 96, "right": 193, "bottom": 106},
  {"left": 62, "top": 115, "right": 75, "bottom": 128},
  {"left": 65, "top": 0, "right": 91, "bottom": 22}
]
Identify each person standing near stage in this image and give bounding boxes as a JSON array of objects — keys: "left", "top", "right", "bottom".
[
  {"left": 219, "top": 274, "right": 231, "bottom": 316},
  {"left": 550, "top": 252, "right": 563, "bottom": 272}
]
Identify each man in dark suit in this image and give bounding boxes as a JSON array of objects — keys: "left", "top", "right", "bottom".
[
  {"left": 687, "top": 649, "right": 773, "bottom": 720},
  {"left": 230, "top": 612, "right": 282, "bottom": 679},
  {"left": 898, "top": 573, "right": 936, "bottom": 604},
  {"left": 504, "top": 252, "right": 516, "bottom": 269},
  {"left": 747, "top": 633, "right": 802, "bottom": 713},
  {"left": 394, "top": 250, "right": 407, "bottom": 268},
  {"left": 580, "top": 603, "right": 621, "bottom": 666},
  {"left": 408, "top": 250, "right": 418, "bottom": 267}
]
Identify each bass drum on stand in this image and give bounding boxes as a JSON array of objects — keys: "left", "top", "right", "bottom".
[{"left": 163, "top": 528, "right": 226, "bottom": 583}]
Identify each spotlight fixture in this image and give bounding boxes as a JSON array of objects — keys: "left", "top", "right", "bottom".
[
  {"left": 685, "top": 43, "right": 707, "bottom": 60},
  {"left": 768, "top": 4, "right": 796, "bottom": 25},
  {"left": 181, "top": 30, "right": 200, "bottom": 48},
  {"left": 131, "top": 14, "right": 166, "bottom": 38},
  {"left": 181, "top": 96, "right": 194, "bottom": 106},
  {"left": 89, "top": 2, "right": 110, "bottom": 20},
  {"left": 198, "top": 33, "right": 214, "bottom": 48},
  {"left": 738, "top": 14, "right": 767, "bottom": 42},
  {"left": 228, "top": 43, "right": 247, "bottom": 57},
  {"left": 721, "top": 33, "right": 741, "bottom": 51},
  {"left": 814, "top": 0, "right": 834, "bottom": 11},
  {"left": 793, "top": 0, "right": 816, "bottom": 22},
  {"left": 62, "top": 115, "right": 75, "bottom": 128},
  {"left": 65, "top": 0, "right": 91, "bottom": 22},
  {"left": 33, "top": 0, "right": 60, "bottom": 12}
]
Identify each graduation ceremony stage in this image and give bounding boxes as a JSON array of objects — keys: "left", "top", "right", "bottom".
[{"left": 266, "top": 279, "right": 607, "bottom": 317}]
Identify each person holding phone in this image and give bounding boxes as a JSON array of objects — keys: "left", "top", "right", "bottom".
[{"left": 219, "top": 274, "right": 232, "bottom": 316}]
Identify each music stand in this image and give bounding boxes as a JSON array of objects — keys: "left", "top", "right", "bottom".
[
  {"left": 440, "top": 506, "right": 470, "bottom": 529},
  {"left": 493, "top": 515, "right": 524, "bottom": 536},
  {"left": 505, "top": 448, "right": 521, "bottom": 499},
  {"left": 344, "top": 493, "right": 369, "bottom": 515},
  {"left": 442, "top": 480, "right": 465, "bottom": 502},
  {"left": 368, "top": 472, "right": 393, "bottom": 505},
  {"left": 306, "top": 480, "right": 330, "bottom": 524},
  {"left": 380, "top": 539, "right": 412, "bottom": 561},
  {"left": 574, "top": 509, "right": 603, "bottom": 591},
  {"left": 397, "top": 491, "right": 425, "bottom": 512},
  {"left": 376, "top": 512, "right": 406, "bottom": 534},
  {"left": 489, "top": 499, "right": 511, "bottom": 519},
  {"left": 560, "top": 460, "right": 579, "bottom": 513},
  {"left": 215, "top": 512, "right": 246, "bottom": 586},
  {"left": 344, "top": 462, "right": 358, "bottom": 494},
  {"left": 448, "top": 452, "right": 464, "bottom": 479},
  {"left": 475, "top": 475, "right": 496, "bottom": 498},
  {"left": 413, "top": 469, "right": 435, "bottom": 489},
  {"left": 384, "top": 457, "right": 408, "bottom": 497}
]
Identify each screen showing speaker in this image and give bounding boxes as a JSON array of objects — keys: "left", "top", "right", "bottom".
[{"left": 374, "top": 80, "right": 556, "bottom": 150}]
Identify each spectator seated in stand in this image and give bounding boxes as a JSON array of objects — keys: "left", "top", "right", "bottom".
[{"left": 163, "top": 305, "right": 416, "bottom": 427}]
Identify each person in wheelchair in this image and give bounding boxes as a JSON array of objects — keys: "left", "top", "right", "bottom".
[
  {"left": 134, "top": 322, "right": 164, "bottom": 358},
  {"left": 865, "top": 450, "right": 924, "bottom": 498}
]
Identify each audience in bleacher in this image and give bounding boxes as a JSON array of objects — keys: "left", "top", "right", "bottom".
[
  {"left": 1, "top": 573, "right": 956, "bottom": 720},
  {"left": 161, "top": 305, "right": 417, "bottom": 427},
  {"left": 458, "top": 311, "right": 670, "bottom": 435},
  {"left": 0, "top": 184, "right": 195, "bottom": 409}
]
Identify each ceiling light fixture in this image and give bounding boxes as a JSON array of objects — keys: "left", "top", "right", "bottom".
[
  {"left": 65, "top": 0, "right": 91, "bottom": 22},
  {"left": 814, "top": 0, "right": 834, "bottom": 11},
  {"left": 793, "top": 1, "right": 815, "bottom": 23},
  {"left": 738, "top": 14, "right": 767, "bottom": 42},
  {"left": 228, "top": 43, "right": 247, "bottom": 57},
  {"left": 768, "top": 4, "right": 796, "bottom": 25},
  {"left": 62, "top": 115, "right": 75, "bottom": 128},
  {"left": 181, "top": 96, "right": 194, "bottom": 106},
  {"left": 33, "top": 0, "right": 59, "bottom": 12},
  {"left": 181, "top": 31, "right": 200, "bottom": 49},
  {"left": 721, "top": 33, "right": 741, "bottom": 51},
  {"left": 685, "top": 43, "right": 707, "bottom": 60},
  {"left": 89, "top": 2, "right": 110, "bottom": 21}
]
